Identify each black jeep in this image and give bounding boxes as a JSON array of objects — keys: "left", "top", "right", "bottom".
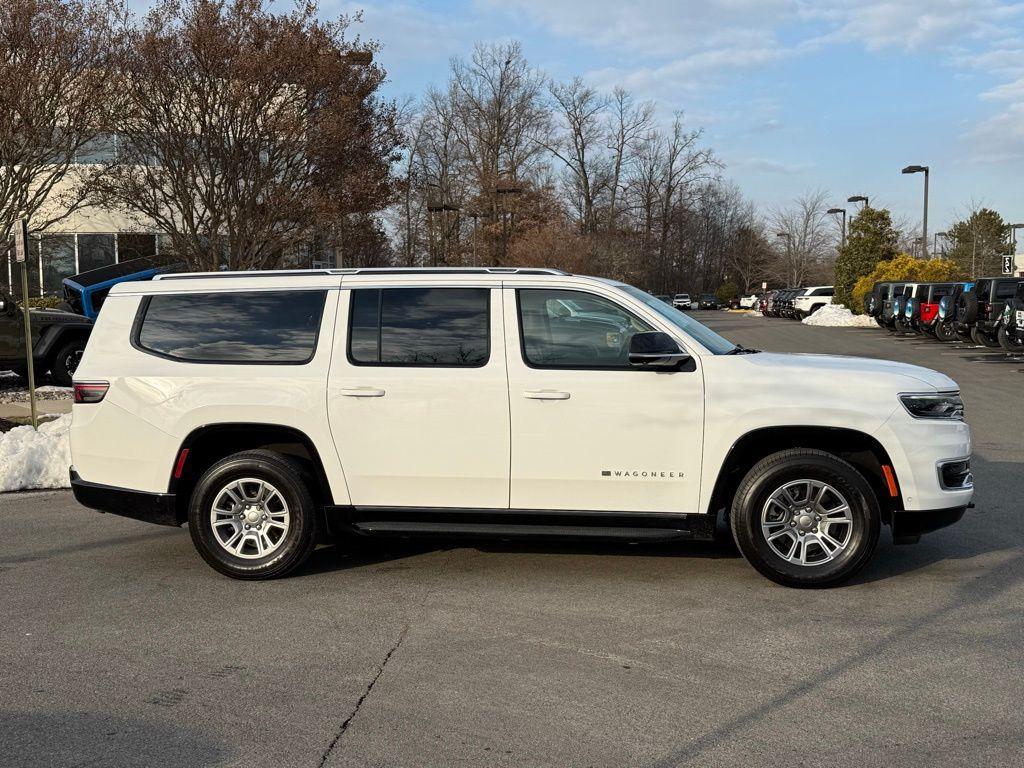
[
  {"left": 866, "top": 281, "right": 905, "bottom": 329},
  {"left": 961, "top": 277, "right": 1024, "bottom": 348},
  {"left": 998, "top": 282, "right": 1024, "bottom": 352},
  {"left": 0, "top": 290, "right": 93, "bottom": 386}
]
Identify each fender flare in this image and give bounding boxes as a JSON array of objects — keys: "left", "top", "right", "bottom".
[{"left": 33, "top": 322, "right": 92, "bottom": 360}]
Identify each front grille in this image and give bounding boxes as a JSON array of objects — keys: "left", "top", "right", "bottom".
[{"left": 939, "top": 459, "right": 973, "bottom": 490}]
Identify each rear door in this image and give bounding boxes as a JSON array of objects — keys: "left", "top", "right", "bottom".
[{"left": 327, "top": 280, "right": 510, "bottom": 509}]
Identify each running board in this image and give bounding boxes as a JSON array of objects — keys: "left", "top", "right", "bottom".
[{"left": 324, "top": 506, "right": 717, "bottom": 542}]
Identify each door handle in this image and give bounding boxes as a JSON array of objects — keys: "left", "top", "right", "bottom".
[
  {"left": 340, "top": 387, "right": 386, "bottom": 397},
  {"left": 523, "top": 390, "right": 570, "bottom": 400}
]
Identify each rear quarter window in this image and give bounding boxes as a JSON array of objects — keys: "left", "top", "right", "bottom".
[{"left": 134, "top": 290, "right": 326, "bottom": 364}]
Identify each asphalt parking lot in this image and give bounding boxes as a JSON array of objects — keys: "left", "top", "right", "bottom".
[{"left": 2, "top": 313, "right": 1022, "bottom": 768}]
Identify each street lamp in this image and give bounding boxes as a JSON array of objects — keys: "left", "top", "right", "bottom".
[
  {"left": 935, "top": 231, "right": 948, "bottom": 257},
  {"left": 827, "top": 208, "right": 847, "bottom": 249},
  {"left": 848, "top": 195, "right": 869, "bottom": 208},
  {"left": 902, "top": 164, "right": 929, "bottom": 258}
]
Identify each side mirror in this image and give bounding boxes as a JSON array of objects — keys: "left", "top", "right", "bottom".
[{"left": 628, "top": 331, "right": 690, "bottom": 369}]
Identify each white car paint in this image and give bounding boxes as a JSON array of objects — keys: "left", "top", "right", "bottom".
[{"left": 71, "top": 270, "right": 972, "bottom": 523}]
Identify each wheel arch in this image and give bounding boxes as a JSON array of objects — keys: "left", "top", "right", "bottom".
[
  {"left": 170, "top": 423, "right": 335, "bottom": 524},
  {"left": 707, "top": 426, "right": 900, "bottom": 524}
]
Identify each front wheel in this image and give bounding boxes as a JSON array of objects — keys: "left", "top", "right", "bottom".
[
  {"left": 730, "top": 449, "right": 880, "bottom": 588},
  {"left": 188, "top": 449, "right": 320, "bottom": 579}
]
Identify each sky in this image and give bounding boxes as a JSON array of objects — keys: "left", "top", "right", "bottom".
[{"left": 317, "top": 0, "right": 1024, "bottom": 234}]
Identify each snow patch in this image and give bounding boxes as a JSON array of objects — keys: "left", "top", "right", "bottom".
[
  {"left": 802, "top": 304, "right": 877, "bottom": 328},
  {"left": 0, "top": 414, "right": 71, "bottom": 493}
]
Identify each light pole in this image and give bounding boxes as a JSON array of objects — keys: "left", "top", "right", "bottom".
[
  {"left": 902, "top": 165, "right": 929, "bottom": 258},
  {"left": 827, "top": 208, "right": 847, "bottom": 249},
  {"left": 847, "top": 195, "right": 869, "bottom": 209},
  {"left": 935, "top": 231, "right": 947, "bottom": 257},
  {"left": 1009, "top": 223, "right": 1024, "bottom": 255}
]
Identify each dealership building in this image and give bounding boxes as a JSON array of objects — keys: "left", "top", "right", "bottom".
[{"left": 2, "top": 138, "right": 337, "bottom": 299}]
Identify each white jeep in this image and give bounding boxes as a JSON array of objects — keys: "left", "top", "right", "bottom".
[
  {"left": 792, "top": 286, "right": 835, "bottom": 319},
  {"left": 70, "top": 267, "right": 973, "bottom": 587}
]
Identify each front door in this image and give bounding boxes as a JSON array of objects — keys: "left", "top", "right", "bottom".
[
  {"left": 327, "top": 283, "right": 510, "bottom": 509},
  {"left": 504, "top": 286, "right": 704, "bottom": 513}
]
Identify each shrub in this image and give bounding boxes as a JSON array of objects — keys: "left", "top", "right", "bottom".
[
  {"left": 851, "top": 254, "right": 966, "bottom": 313},
  {"left": 715, "top": 281, "right": 738, "bottom": 305}
]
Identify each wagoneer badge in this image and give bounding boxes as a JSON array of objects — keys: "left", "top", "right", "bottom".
[{"left": 602, "top": 470, "right": 684, "bottom": 478}]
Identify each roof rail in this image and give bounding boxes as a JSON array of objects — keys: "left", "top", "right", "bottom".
[{"left": 155, "top": 266, "right": 571, "bottom": 281}]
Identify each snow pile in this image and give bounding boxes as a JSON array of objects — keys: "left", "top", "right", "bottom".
[
  {"left": 802, "top": 304, "right": 877, "bottom": 328},
  {"left": 0, "top": 414, "right": 72, "bottom": 493}
]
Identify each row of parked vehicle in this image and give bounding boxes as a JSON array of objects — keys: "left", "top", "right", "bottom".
[
  {"left": 758, "top": 286, "right": 836, "bottom": 320},
  {"left": 865, "top": 276, "right": 1024, "bottom": 351}
]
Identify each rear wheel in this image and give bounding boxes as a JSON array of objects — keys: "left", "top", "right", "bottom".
[
  {"left": 188, "top": 449, "right": 320, "bottom": 579},
  {"left": 49, "top": 338, "right": 86, "bottom": 387},
  {"left": 730, "top": 449, "right": 880, "bottom": 588},
  {"left": 934, "top": 321, "right": 957, "bottom": 342},
  {"left": 971, "top": 326, "right": 1001, "bottom": 348},
  {"left": 998, "top": 326, "right": 1024, "bottom": 352}
]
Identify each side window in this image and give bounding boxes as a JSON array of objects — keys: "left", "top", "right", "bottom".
[
  {"left": 348, "top": 287, "right": 490, "bottom": 367},
  {"left": 812, "top": 287, "right": 834, "bottom": 297},
  {"left": 517, "top": 289, "right": 653, "bottom": 369},
  {"left": 995, "top": 281, "right": 1018, "bottom": 299},
  {"left": 135, "top": 290, "right": 326, "bottom": 363}
]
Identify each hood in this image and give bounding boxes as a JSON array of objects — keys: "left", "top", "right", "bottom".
[
  {"left": 741, "top": 352, "right": 958, "bottom": 391},
  {"left": 30, "top": 307, "right": 91, "bottom": 324}
]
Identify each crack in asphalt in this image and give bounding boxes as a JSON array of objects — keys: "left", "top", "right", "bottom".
[{"left": 317, "top": 623, "right": 409, "bottom": 768}]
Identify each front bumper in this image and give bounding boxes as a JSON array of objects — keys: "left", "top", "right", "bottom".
[
  {"left": 891, "top": 505, "right": 968, "bottom": 544},
  {"left": 70, "top": 469, "right": 180, "bottom": 527}
]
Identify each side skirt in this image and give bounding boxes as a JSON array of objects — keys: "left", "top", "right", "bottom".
[{"left": 324, "top": 506, "right": 717, "bottom": 543}]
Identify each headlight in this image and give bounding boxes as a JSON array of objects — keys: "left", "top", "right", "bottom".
[
  {"left": 1003, "top": 304, "right": 1012, "bottom": 322},
  {"left": 905, "top": 301, "right": 914, "bottom": 318},
  {"left": 938, "top": 297, "right": 948, "bottom": 320},
  {"left": 900, "top": 392, "right": 964, "bottom": 420}
]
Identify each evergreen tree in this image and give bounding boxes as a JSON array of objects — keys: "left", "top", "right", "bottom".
[
  {"left": 833, "top": 207, "right": 899, "bottom": 308},
  {"left": 945, "top": 208, "right": 1010, "bottom": 277}
]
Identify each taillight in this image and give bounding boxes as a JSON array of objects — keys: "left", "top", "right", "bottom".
[{"left": 73, "top": 382, "right": 109, "bottom": 404}]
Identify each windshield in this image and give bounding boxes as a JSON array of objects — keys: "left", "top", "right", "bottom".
[{"left": 617, "top": 284, "right": 737, "bottom": 354}]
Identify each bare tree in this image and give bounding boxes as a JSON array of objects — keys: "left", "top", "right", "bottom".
[
  {"left": 545, "top": 77, "right": 608, "bottom": 233},
  {"left": 0, "top": 0, "right": 124, "bottom": 240},
  {"left": 605, "top": 87, "right": 652, "bottom": 231},
  {"left": 91, "top": 0, "right": 400, "bottom": 272},
  {"left": 769, "top": 190, "right": 834, "bottom": 286}
]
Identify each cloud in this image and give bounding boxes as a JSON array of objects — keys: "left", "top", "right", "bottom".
[{"left": 732, "top": 158, "right": 808, "bottom": 175}]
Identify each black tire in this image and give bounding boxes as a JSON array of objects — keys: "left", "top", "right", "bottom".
[
  {"left": 49, "top": 338, "right": 86, "bottom": 387},
  {"left": 998, "top": 326, "right": 1024, "bottom": 352},
  {"left": 971, "top": 326, "right": 1001, "bottom": 348},
  {"left": 188, "top": 449, "right": 320, "bottom": 579},
  {"left": 730, "top": 449, "right": 880, "bottom": 588},
  {"left": 934, "top": 321, "right": 957, "bottom": 342},
  {"left": 874, "top": 316, "right": 886, "bottom": 328}
]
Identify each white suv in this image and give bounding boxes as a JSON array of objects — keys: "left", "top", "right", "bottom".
[
  {"left": 792, "top": 286, "right": 835, "bottom": 319},
  {"left": 70, "top": 267, "right": 973, "bottom": 586}
]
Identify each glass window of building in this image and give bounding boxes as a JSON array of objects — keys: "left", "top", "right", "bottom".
[
  {"left": 78, "top": 234, "right": 116, "bottom": 272},
  {"left": 118, "top": 233, "right": 157, "bottom": 261},
  {"left": 41, "top": 235, "right": 77, "bottom": 294}
]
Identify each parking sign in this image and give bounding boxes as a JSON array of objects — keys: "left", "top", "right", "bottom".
[
  {"left": 13, "top": 219, "right": 28, "bottom": 263},
  {"left": 1003, "top": 255, "right": 1014, "bottom": 275}
]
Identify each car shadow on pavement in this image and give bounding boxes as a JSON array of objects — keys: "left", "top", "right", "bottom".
[
  {"left": 0, "top": 711, "right": 232, "bottom": 768},
  {"left": 298, "top": 527, "right": 742, "bottom": 577}
]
